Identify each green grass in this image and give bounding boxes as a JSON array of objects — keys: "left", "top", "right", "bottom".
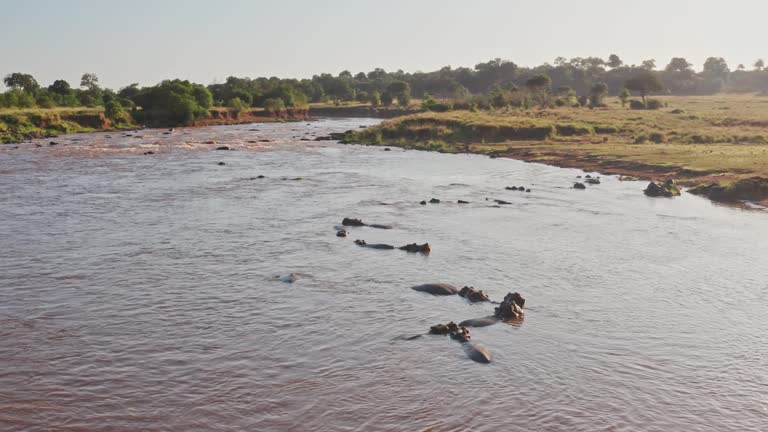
[{"left": 346, "top": 94, "right": 768, "bottom": 196}]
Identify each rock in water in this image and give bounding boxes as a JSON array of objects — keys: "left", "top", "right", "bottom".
[
  {"left": 644, "top": 179, "right": 681, "bottom": 197},
  {"left": 411, "top": 283, "right": 459, "bottom": 296},
  {"left": 494, "top": 292, "right": 526, "bottom": 320}
]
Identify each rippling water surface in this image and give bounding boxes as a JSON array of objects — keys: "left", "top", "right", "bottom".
[{"left": 1, "top": 118, "right": 767, "bottom": 431}]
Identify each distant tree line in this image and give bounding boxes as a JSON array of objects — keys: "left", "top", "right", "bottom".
[{"left": 3, "top": 55, "right": 768, "bottom": 123}]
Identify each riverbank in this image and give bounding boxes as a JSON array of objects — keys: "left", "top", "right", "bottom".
[{"left": 343, "top": 95, "right": 768, "bottom": 206}]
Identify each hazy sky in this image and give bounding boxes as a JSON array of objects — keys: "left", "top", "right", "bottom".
[{"left": 1, "top": 0, "right": 767, "bottom": 90}]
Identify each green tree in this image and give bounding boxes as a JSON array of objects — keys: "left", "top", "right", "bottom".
[
  {"left": 263, "top": 98, "right": 286, "bottom": 115},
  {"left": 48, "top": 79, "right": 72, "bottom": 95},
  {"left": 380, "top": 91, "right": 394, "bottom": 107},
  {"left": 754, "top": 59, "right": 765, "bottom": 71},
  {"left": 228, "top": 97, "right": 249, "bottom": 117},
  {"left": 3, "top": 73, "right": 39, "bottom": 93},
  {"left": 370, "top": 90, "right": 381, "bottom": 108},
  {"left": 625, "top": 72, "right": 663, "bottom": 105},
  {"left": 104, "top": 99, "right": 130, "bottom": 124},
  {"left": 619, "top": 88, "right": 631, "bottom": 107},
  {"left": 80, "top": 73, "right": 99, "bottom": 90},
  {"left": 525, "top": 74, "right": 552, "bottom": 106},
  {"left": 589, "top": 82, "right": 608, "bottom": 106}
]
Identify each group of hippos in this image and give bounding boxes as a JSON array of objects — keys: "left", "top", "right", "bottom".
[{"left": 335, "top": 216, "right": 526, "bottom": 364}]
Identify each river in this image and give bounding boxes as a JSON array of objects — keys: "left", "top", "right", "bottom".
[{"left": 1, "top": 118, "right": 767, "bottom": 431}]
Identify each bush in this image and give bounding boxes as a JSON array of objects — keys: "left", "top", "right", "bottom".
[
  {"left": 645, "top": 99, "right": 663, "bottom": 110},
  {"left": 263, "top": 98, "right": 286, "bottom": 115},
  {"left": 555, "top": 124, "right": 594, "bottom": 136},
  {"left": 228, "top": 97, "right": 249, "bottom": 117},
  {"left": 594, "top": 125, "right": 620, "bottom": 134},
  {"left": 634, "top": 134, "right": 648, "bottom": 144},
  {"left": 648, "top": 132, "right": 666, "bottom": 143},
  {"left": 629, "top": 100, "right": 646, "bottom": 110}
]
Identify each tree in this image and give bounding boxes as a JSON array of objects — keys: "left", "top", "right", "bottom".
[
  {"left": 737, "top": 64, "right": 746, "bottom": 71},
  {"left": 702, "top": 57, "right": 730, "bottom": 79},
  {"left": 386, "top": 81, "right": 411, "bottom": 106},
  {"left": 754, "top": 59, "right": 765, "bottom": 71},
  {"left": 80, "top": 73, "right": 99, "bottom": 90},
  {"left": 665, "top": 58, "right": 693, "bottom": 73},
  {"left": 48, "top": 79, "right": 72, "bottom": 95},
  {"left": 625, "top": 72, "right": 663, "bottom": 105},
  {"left": 619, "top": 88, "right": 631, "bottom": 107},
  {"left": 589, "top": 82, "right": 608, "bottom": 106},
  {"left": 641, "top": 59, "right": 657, "bottom": 71},
  {"left": 370, "top": 91, "right": 381, "bottom": 108},
  {"left": 607, "top": 54, "right": 623, "bottom": 69},
  {"left": 525, "top": 74, "right": 551, "bottom": 106},
  {"left": 380, "top": 91, "right": 393, "bottom": 107},
  {"left": 338, "top": 70, "right": 352, "bottom": 79},
  {"left": 3, "top": 73, "right": 39, "bottom": 93}
]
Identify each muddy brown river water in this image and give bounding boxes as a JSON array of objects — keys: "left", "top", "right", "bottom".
[{"left": 1, "top": 118, "right": 767, "bottom": 431}]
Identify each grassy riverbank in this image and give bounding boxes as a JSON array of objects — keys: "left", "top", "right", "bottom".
[
  {"left": 0, "top": 107, "right": 119, "bottom": 143},
  {"left": 345, "top": 94, "right": 768, "bottom": 205}
]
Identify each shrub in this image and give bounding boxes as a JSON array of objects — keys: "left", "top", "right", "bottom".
[
  {"left": 634, "top": 134, "right": 648, "bottom": 144},
  {"left": 594, "top": 125, "right": 620, "bottom": 134},
  {"left": 648, "top": 132, "right": 665, "bottom": 143},
  {"left": 263, "top": 98, "right": 286, "bottom": 115},
  {"left": 629, "top": 100, "right": 646, "bottom": 110},
  {"left": 555, "top": 124, "right": 594, "bottom": 136},
  {"left": 645, "top": 99, "right": 663, "bottom": 110},
  {"left": 228, "top": 97, "right": 249, "bottom": 117}
]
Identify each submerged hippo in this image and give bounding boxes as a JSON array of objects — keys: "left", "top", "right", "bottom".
[
  {"left": 341, "top": 218, "right": 393, "bottom": 229},
  {"left": 354, "top": 239, "right": 395, "bottom": 250},
  {"left": 459, "top": 316, "right": 500, "bottom": 328},
  {"left": 411, "top": 283, "right": 459, "bottom": 296},
  {"left": 274, "top": 273, "right": 299, "bottom": 283},
  {"left": 573, "top": 182, "right": 586, "bottom": 189},
  {"left": 336, "top": 230, "right": 349, "bottom": 237},
  {"left": 429, "top": 321, "right": 491, "bottom": 363},
  {"left": 398, "top": 243, "right": 431, "bottom": 254},
  {"left": 458, "top": 286, "right": 490, "bottom": 303}
]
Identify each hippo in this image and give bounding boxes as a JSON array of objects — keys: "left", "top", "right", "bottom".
[
  {"left": 420, "top": 201, "right": 427, "bottom": 205},
  {"left": 341, "top": 218, "right": 393, "bottom": 229},
  {"left": 506, "top": 186, "right": 519, "bottom": 191},
  {"left": 494, "top": 292, "right": 526, "bottom": 320},
  {"left": 459, "top": 316, "right": 500, "bottom": 328},
  {"left": 342, "top": 218, "right": 365, "bottom": 227},
  {"left": 143, "top": 151, "right": 155, "bottom": 155},
  {"left": 458, "top": 286, "right": 490, "bottom": 303},
  {"left": 215, "top": 146, "right": 232, "bottom": 150},
  {"left": 218, "top": 162, "right": 226, "bottom": 166},
  {"left": 585, "top": 178, "right": 601, "bottom": 185},
  {"left": 429, "top": 321, "right": 470, "bottom": 343},
  {"left": 398, "top": 243, "right": 431, "bottom": 254},
  {"left": 457, "top": 200, "right": 469, "bottom": 204},
  {"left": 384, "top": 148, "right": 391, "bottom": 151},
  {"left": 429, "top": 198, "right": 440, "bottom": 204},
  {"left": 275, "top": 273, "right": 299, "bottom": 283},
  {"left": 411, "top": 283, "right": 459, "bottom": 296},
  {"left": 429, "top": 322, "right": 491, "bottom": 363},
  {"left": 573, "top": 182, "right": 586, "bottom": 189},
  {"left": 494, "top": 199, "right": 512, "bottom": 205},
  {"left": 336, "top": 230, "right": 349, "bottom": 237},
  {"left": 354, "top": 239, "right": 395, "bottom": 250},
  {"left": 526, "top": 189, "right": 531, "bottom": 193}
]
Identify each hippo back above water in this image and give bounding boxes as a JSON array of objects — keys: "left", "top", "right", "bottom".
[{"left": 411, "top": 283, "right": 459, "bottom": 296}]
